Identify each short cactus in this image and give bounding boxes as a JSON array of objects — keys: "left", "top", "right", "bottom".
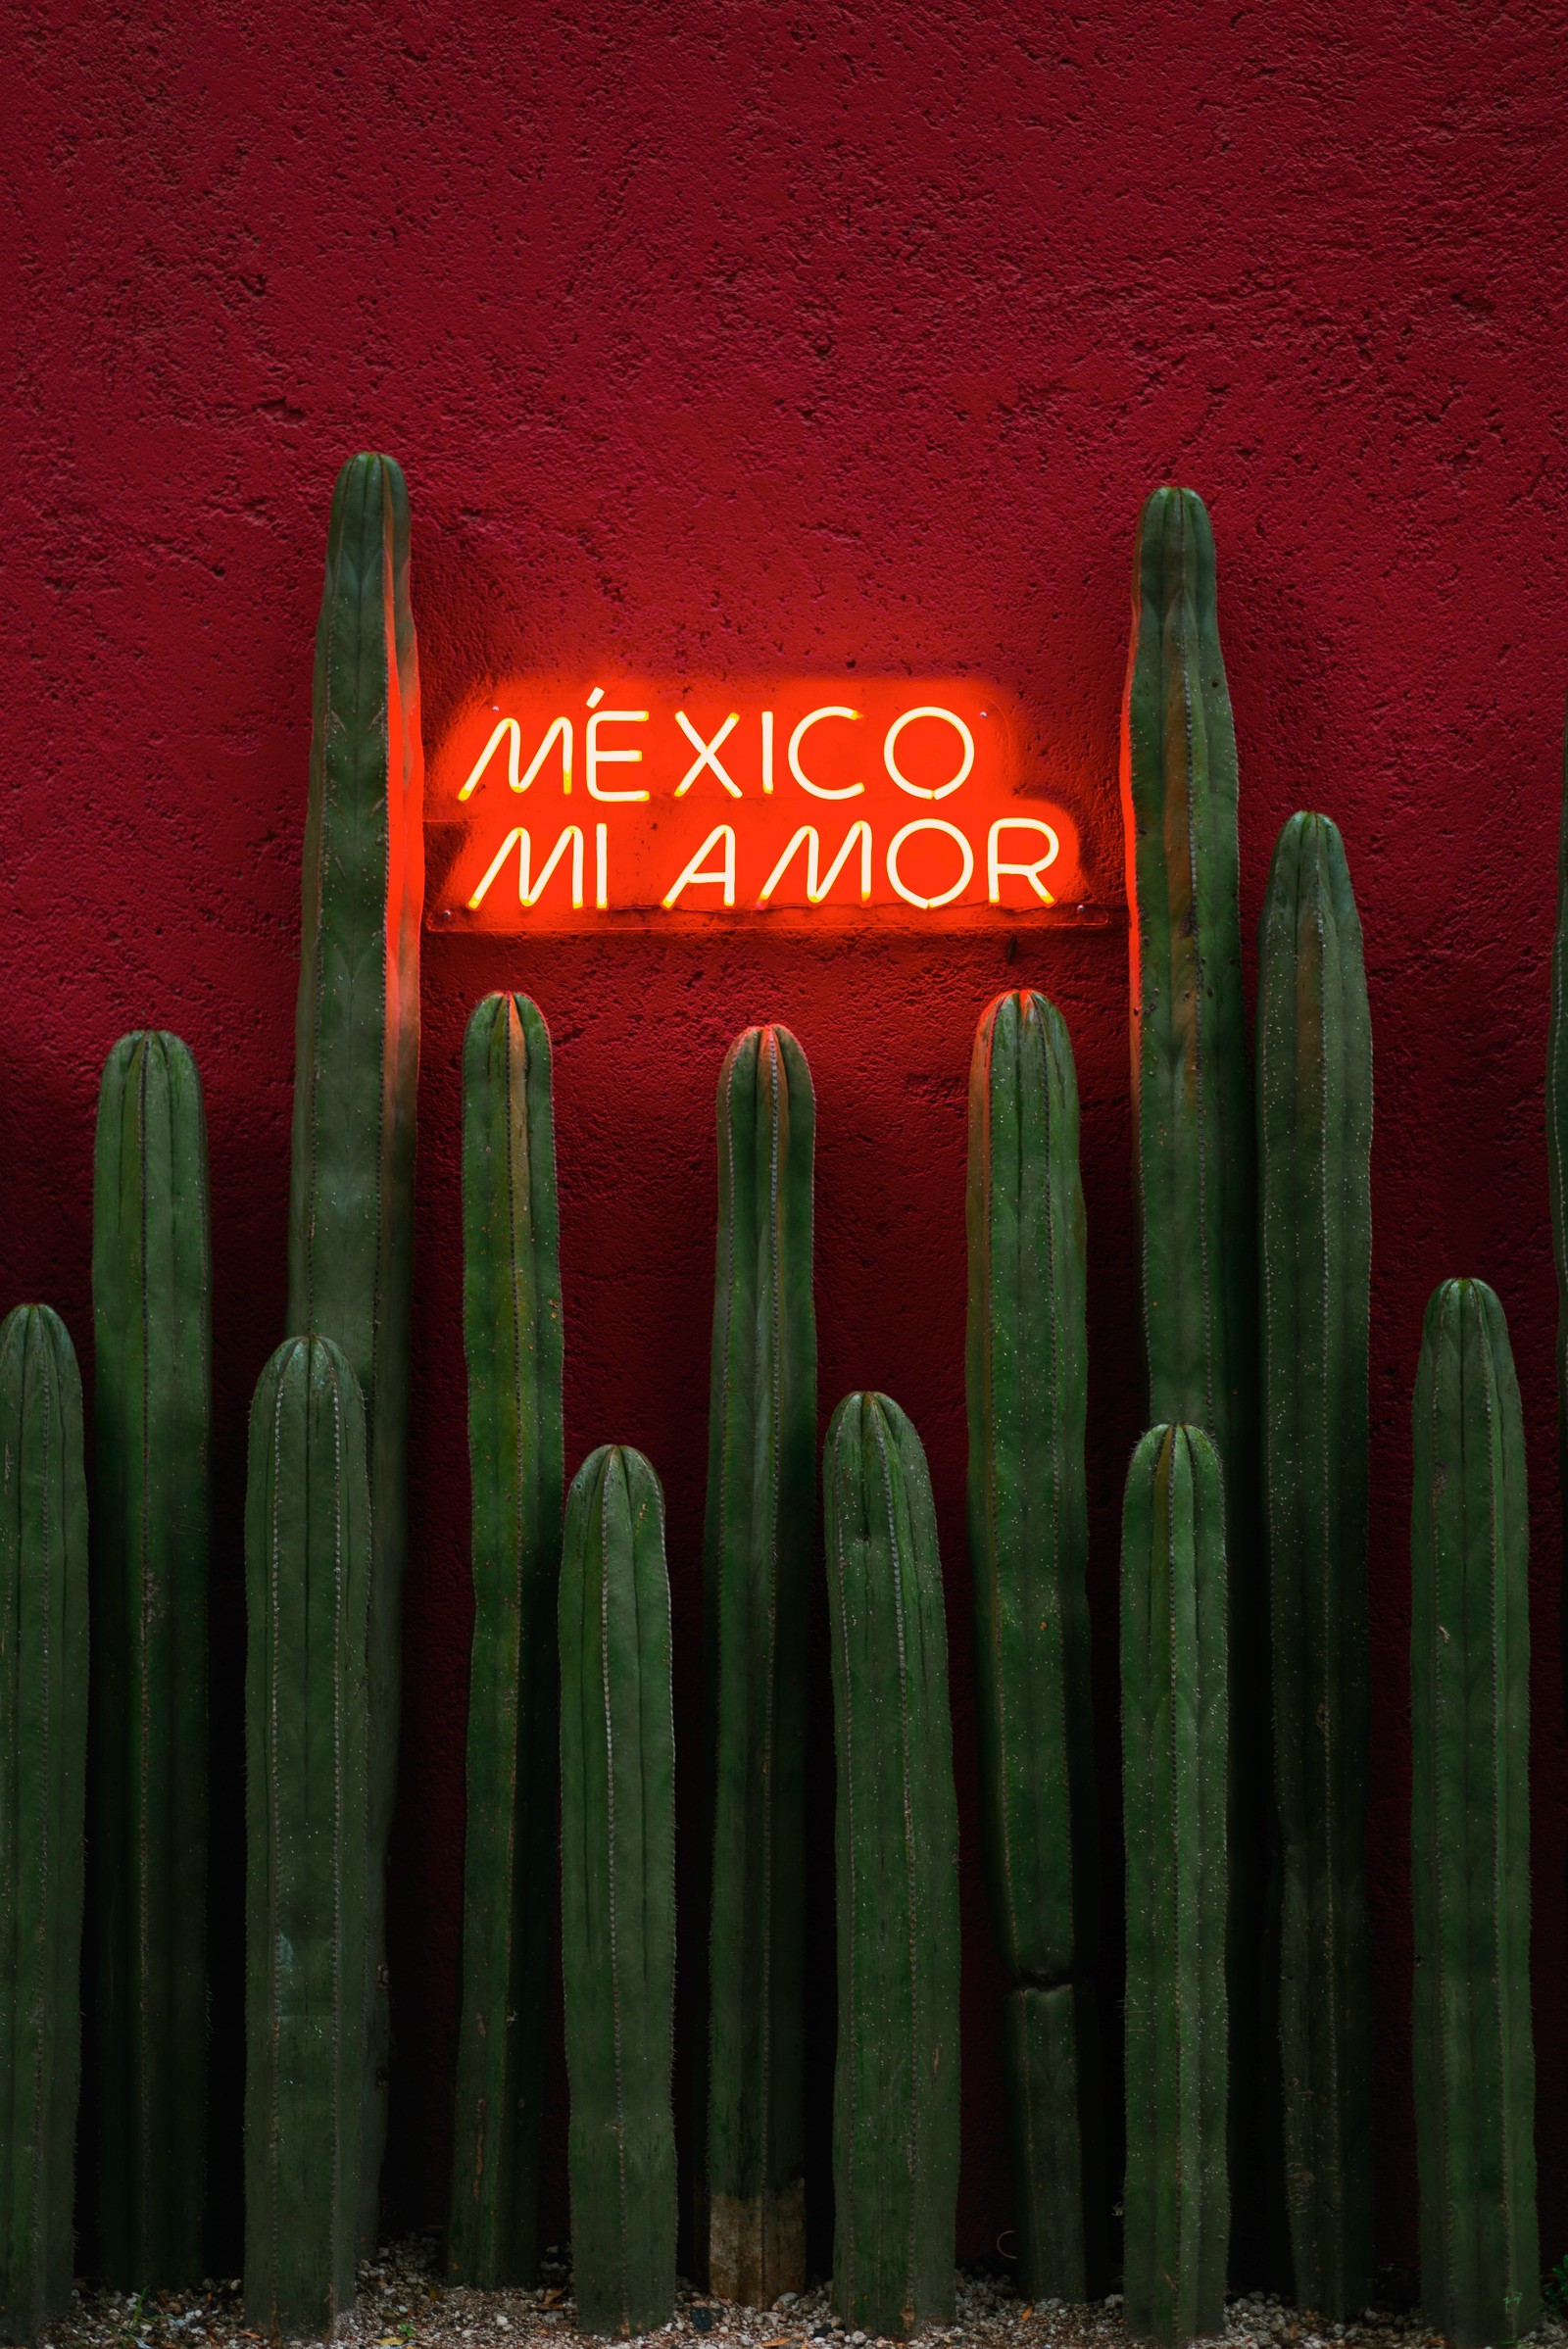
[
  {"left": 450, "top": 995, "right": 565, "bottom": 2287},
  {"left": 286, "top": 451, "right": 423, "bottom": 2241},
  {"left": 704, "top": 1025, "right": 816, "bottom": 2303},
  {"left": 824, "top": 1392, "right": 959, "bottom": 2340},
  {"left": 1121, "top": 1425, "right": 1229, "bottom": 2348},
  {"left": 965, "top": 990, "right": 1102, "bottom": 2299},
  {"left": 560, "top": 1446, "right": 677, "bottom": 2339},
  {"left": 1410, "top": 1281, "right": 1539, "bottom": 2349},
  {"left": 243, "top": 1336, "right": 372, "bottom": 2340},
  {"left": 92, "top": 1031, "right": 212, "bottom": 2287},
  {"left": 1257, "top": 815, "right": 1374, "bottom": 2316},
  {"left": 0, "top": 1306, "right": 89, "bottom": 2346}
]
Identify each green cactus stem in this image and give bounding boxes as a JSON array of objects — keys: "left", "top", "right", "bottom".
[
  {"left": 286, "top": 450, "right": 422, "bottom": 2242},
  {"left": 1122, "top": 484, "right": 1262, "bottom": 2263},
  {"left": 704, "top": 1024, "right": 816, "bottom": 2304},
  {"left": 1410, "top": 1281, "right": 1539, "bottom": 2349},
  {"left": 1256, "top": 815, "right": 1374, "bottom": 2317},
  {"left": 1546, "top": 707, "right": 1568, "bottom": 1746},
  {"left": 560, "top": 1446, "right": 676, "bottom": 2339},
  {"left": 450, "top": 995, "right": 565, "bottom": 2287},
  {"left": 824, "top": 1392, "right": 959, "bottom": 2340},
  {"left": 965, "top": 989, "right": 1102, "bottom": 2300},
  {"left": 243, "top": 1335, "right": 372, "bottom": 2340},
  {"left": 0, "top": 1306, "right": 89, "bottom": 2346},
  {"left": 1121, "top": 1424, "right": 1229, "bottom": 2348},
  {"left": 92, "top": 1031, "right": 212, "bottom": 2288}
]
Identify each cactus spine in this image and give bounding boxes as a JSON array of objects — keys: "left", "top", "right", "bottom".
[
  {"left": 92, "top": 1031, "right": 212, "bottom": 2286},
  {"left": 450, "top": 996, "right": 564, "bottom": 2285},
  {"left": 965, "top": 990, "right": 1102, "bottom": 2299},
  {"left": 1410, "top": 1281, "right": 1539, "bottom": 2349},
  {"left": 560, "top": 1447, "right": 677, "bottom": 2338},
  {"left": 1256, "top": 816, "right": 1374, "bottom": 2316},
  {"left": 704, "top": 1025, "right": 816, "bottom": 2303},
  {"left": 286, "top": 451, "right": 422, "bottom": 2238},
  {"left": 1121, "top": 1424, "right": 1229, "bottom": 2348},
  {"left": 1122, "top": 485, "right": 1262, "bottom": 2258},
  {"left": 824, "top": 1393, "right": 959, "bottom": 2339},
  {"left": 0, "top": 1307, "right": 89, "bottom": 2346},
  {"left": 243, "top": 1336, "right": 371, "bottom": 2339}
]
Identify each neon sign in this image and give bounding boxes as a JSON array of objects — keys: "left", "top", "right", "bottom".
[{"left": 426, "top": 680, "right": 1086, "bottom": 930}]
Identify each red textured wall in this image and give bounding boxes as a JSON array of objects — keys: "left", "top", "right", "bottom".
[{"left": 9, "top": 0, "right": 1568, "bottom": 2285}]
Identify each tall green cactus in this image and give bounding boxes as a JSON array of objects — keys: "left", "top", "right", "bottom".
[
  {"left": 824, "top": 1393, "right": 959, "bottom": 2340},
  {"left": 243, "top": 1335, "right": 372, "bottom": 2340},
  {"left": 560, "top": 1446, "right": 676, "bottom": 2339},
  {"left": 1256, "top": 815, "right": 1374, "bottom": 2317},
  {"left": 704, "top": 1024, "right": 815, "bottom": 2303},
  {"left": 286, "top": 450, "right": 422, "bottom": 2239},
  {"left": 965, "top": 990, "right": 1102, "bottom": 2300},
  {"left": 1122, "top": 484, "right": 1262, "bottom": 2259},
  {"left": 1410, "top": 1281, "right": 1539, "bottom": 2349},
  {"left": 450, "top": 995, "right": 564, "bottom": 2286},
  {"left": 1547, "top": 707, "right": 1568, "bottom": 1747},
  {"left": 1121, "top": 1424, "right": 1229, "bottom": 2348},
  {"left": 92, "top": 1031, "right": 212, "bottom": 2287},
  {"left": 0, "top": 1306, "right": 89, "bottom": 2346}
]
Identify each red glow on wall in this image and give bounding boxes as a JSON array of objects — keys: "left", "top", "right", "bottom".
[{"left": 426, "top": 679, "right": 1094, "bottom": 930}]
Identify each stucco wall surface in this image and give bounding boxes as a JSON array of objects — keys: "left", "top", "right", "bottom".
[{"left": 7, "top": 0, "right": 1568, "bottom": 2282}]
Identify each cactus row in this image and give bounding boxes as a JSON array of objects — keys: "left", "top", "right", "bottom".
[
  {"left": 286, "top": 448, "right": 423, "bottom": 2244},
  {"left": 1120, "top": 1424, "right": 1230, "bottom": 2349},
  {"left": 824, "top": 1393, "right": 959, "bottom": 2341},
  {"left": 965, "top": 990, "right": 1102, "bottom": 2301},
  {"left": 704, "top": 1025, "right": 816, "bottom": 2304},
  {"left": 0, "top": 1307, "right": 89, "bottom": 2346},
  {"left": 1122, "top": 483, "right": 1263, "bottom": 2265},
  {"left": 92, "top": 1031, "right": 213, "bottom": 2288},
  {"left": 560, "top": 1446, "right": 677, "bottom": 2339},
  {"left": 450, "top": 996, "right": 565, "bottom": 2287},
  {"left": 243, "top": 1335, "right": 372, "bottom": 2340},
  {"left": 1410, "top": 1281, "right": 1539, "bottom": 2349},
  {"left": 1256, "top": 817, "right": 1375, "bottom": 2318}
]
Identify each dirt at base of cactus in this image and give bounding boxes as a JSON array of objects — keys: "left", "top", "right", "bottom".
[{"left": 38, "top": 2240, "right": 1568, "bottom": 2349}]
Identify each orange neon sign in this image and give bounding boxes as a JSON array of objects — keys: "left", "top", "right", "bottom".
[{"left": 425, "top": 680, "right": 1087, "bottom": 930}]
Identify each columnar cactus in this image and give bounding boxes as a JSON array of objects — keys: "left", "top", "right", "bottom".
[
  {"left": 0, "top": 1306, "right": 89, "bottom": 2346},
  {"left": 560, "top": 1446, "right": 677, "bottom": 2339},
  {"left": 1121, "top": 1425, "right": 1229, "bottom": 2348},
  {"left": 450, "top": 995, "right": 565, "bottom": 2287},
  {"left": 965, "top": 990, "right": 1102, "bottom": 2299},
  {"left": 704, "top": 1025, "right": 816, "bottom": 2303},
  {"left": 1256, "top": 816, "right": 1374, "bottom": 2316},
  {"left": 243, "top": 1336, "right": 372, "bottom": 2340},
  {"left": 824, "top": 1393, "right": 959, "bottom": 2340},
  {"left": 286, "top": 451, "right": 422, "bottom": 2237},
  {"left": 92, "top": 1031, "right": 212, "bottom": 2287},
  {"left": 1122, "top": 484, "right": 1261, "bottom": 2250},
  {"left": 1547, "top": 709, "right": 1568, "bottom": 1743},
  {"left": 1410, "top": 1281, "right": 1539, "bottom": 2349}
]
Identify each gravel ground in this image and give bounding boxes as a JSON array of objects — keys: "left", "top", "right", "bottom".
[{"left": 39, "top": 2238, "right": 1568, "bottom": 2349}]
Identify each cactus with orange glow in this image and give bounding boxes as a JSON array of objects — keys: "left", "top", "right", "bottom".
[
  {"left": 450, "top": 994, "right": 564, "bottom": 2286},
  {"left": 286, "top": 451, "right": 422, "bottom": 2241},
  {"left": 966, "top": 989, "right": 1102, "bottom": 2300},
  {"left": 704, "top": 1024, "right": 816, "bottom": 2304},
  {"left": 825, "top": 1392, "right": 960, "bottom": 2340},
  {"left": 0, "top": 1305, "right": 89, "bottom": 2347}
]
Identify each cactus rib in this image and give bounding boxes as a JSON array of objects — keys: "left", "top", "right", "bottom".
[
  {"left": 286, "top": 451, "right": 423, "bottom": 2244},
  {"left": 0, "top": 1306, "right": 89, "bottom": 2346},
  {"left": 704, "top": 1025, "right": 815, "bottom": 2303},
  {"left": 965, "top": 989, "right": 1102, "bottom": 2298},
  {"left": 824, "top": 1392, "right": 960, "bottom": 2340},
  {"left": 1410, "top": 1281, "right": 1539, "bottom": 2349},
  {"left": 1121, "top": 1424, "right": 1229, "bottom": 2348},
  {"left": 92, "top": 1031, "right": 212, "bottom": 2287},
  {"left": 450, "top": 996, "right": 565, "bottom": 2286},
  {"left": 560, "top": 1447, "right": 677, "bottom": 2339}
]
